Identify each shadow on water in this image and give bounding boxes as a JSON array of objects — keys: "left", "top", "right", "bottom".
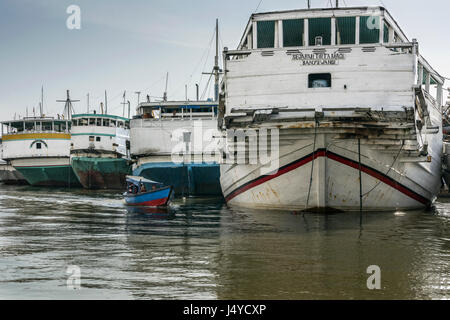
[{"left": 0, "top": 184, "right": 448, "bottom": 299}]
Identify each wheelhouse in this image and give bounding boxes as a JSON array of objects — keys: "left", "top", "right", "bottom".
[
  {"left": 71, "top": 114, "right": 130, "bottom": 129},
  {"left": 238, "top": 6, "right": 407, "bottom": 50},
  {"left": 1, "top": 117, "right": 70, "bottom": 136},
  {"left": 135, "top": 101, "right": 218, "bottom": 121},
  {"left": 225, "top": 6, "right": 445, "bottom": 110}
]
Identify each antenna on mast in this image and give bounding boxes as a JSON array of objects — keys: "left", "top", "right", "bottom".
[
  {"left": 56, "top": 90, "right": 79, "bottom": 120},
  {"left": 336, "top": 0, "right": 339, "bottom": 8},
  {"left": 307, "top": 0, "right": 311, "bottom": 9}
]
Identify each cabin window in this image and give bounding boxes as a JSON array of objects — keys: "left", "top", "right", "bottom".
[
  {"left": 422, "top": 69, "right": 438, "bottom": 85},
  {"left": 89, "top": 136, "right": 95, "bottom": 142},
  {"left": 359, "top": 16, "right": 380, "bottom": 44},
  {"left": 25, "top": 122, "right": 34, "bottom": 131},
  {"left": 96, "top": 137, "right": 101, "bottom": 142},
  {"left": 72, "top": 120, "right": 78, "bottom": 126},
  {"left": 12, "top": 123, "right": 24, "bottom": 132},
  {"left": 242, "top": 37, "right": 248, "bottom": 49},
  {"left": 383, "top": 22, "right": 390, "bottom": 43},
  {"left": 118, "top": 121, "right": 124, "bottom": 128},
  {"left": 80, "top": 118, "right": 88, "bottom": 126},
  {"left": 336, "top": 17, "right": 356, "bottom": 45},
  {"left": 42, "top": 122, "right": 52, "bottom": 131},
  {"left": 36, "top": 143, "right": 42, "bottom": 149},
  {"left": 393, "top": 32, "right": 402, "bottom": 43},
  {"left": 89, "top": 118, "right": 95, "bottom": 126},
  {"left": 110, "top": 120, "right": 116, "bottom": 127},
  {"left": 309, "top": 18, "right": 331, "bottom": 46},
  {"left": 257, "top": 20, "right": 275, "bottom": 48},
  {"left": 283, "top": 19, "right": 304, "bottom": 47},
  {"left": 308, "top": 73, "right": 332, "bottom": 88},
  {"left": 103, "top": 119, "right": 110, "bottom": 127},
  {"left": 96, "top": 118, "right": 102, "bottom": 126}
]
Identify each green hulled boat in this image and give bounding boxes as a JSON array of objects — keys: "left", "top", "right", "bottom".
[
  {"left": 1, "top": 117, "right": 82, "bottom": 188},
  {"left": 70, "top": 113, "right": 131, "bottom": 189},
  {"left": 15, "top": 163, "right": 81, "bottom": 187}
]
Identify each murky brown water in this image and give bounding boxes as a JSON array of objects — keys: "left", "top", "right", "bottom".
[{"left": 0, "top": 184, "right": 449, "bottom": 299}]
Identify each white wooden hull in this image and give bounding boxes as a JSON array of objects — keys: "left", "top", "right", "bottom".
[{"left": 220, "top": 132, "right": 441, "bottom": 211}]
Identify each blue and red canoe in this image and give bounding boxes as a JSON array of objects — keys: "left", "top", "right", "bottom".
[{"left": 124, "top": 176, "right": 173, "bottom": 207}]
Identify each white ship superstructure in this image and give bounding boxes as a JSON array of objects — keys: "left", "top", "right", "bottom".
[
  {"left": 219, "top": 6, "right": 445, "bottom": 211},
  {"left": 130, "top": 100, "right": 221, "bottom": 196}
]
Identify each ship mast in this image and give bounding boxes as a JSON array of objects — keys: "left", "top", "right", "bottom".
[
  {"left": 105, "top": 90, "right": 108, "bottom": 115},
  {"left": 40, "top": 86, "right": 44, "bottom": 117},
  {"left": 163, "top": 72, "right": 169, "bottom": 102},
  {"left": 121, "top": 91, "right": 127, "bottom": 117},
  {"left": 56, "top": 90, "right": 79, "bottom": 120},
  {"left": 202, "top": 19, "right": 221, "bottom": 101},
  {"left": 214, "top": 18, "right": 219, "bottom": 102},
  {"left": 87, "top": 93, "right": 90, "bottom": 113}
]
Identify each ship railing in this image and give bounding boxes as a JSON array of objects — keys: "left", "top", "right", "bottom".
[
  {"left": 135, "top": 110, "right": 217, "bottom": 123},
  {"left": 160, "top": 111, "right": 216, "bottom": 120},
  {"left": 223, "top": 106, "right": 416, "bottom": 127},
  {"left": 224, "top": 42, "right": 416, "bottom": 59},
  {"left": 2, "top": 129, "right": 71, "bottom": 135}
]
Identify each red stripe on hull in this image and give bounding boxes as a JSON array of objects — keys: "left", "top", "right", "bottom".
[
  {"left": 225, "top": 151, "right": 324, "bottom": 202},
  {"left": 225, "top": 150, "right": 429, "bottom": 205},
  {"left": 127, "top": 197, "right": 169, "bottom": 207},
  {"left": 325, "top": 153, "right": 428, "bottom": 205}
]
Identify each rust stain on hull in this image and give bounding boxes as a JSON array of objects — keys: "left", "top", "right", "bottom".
[{"left": 77, "top": 170, "right": 127, "bottom": 190}]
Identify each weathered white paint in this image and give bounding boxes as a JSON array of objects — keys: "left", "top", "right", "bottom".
[
  {"left": 219, "top": 6, "right": 445, "bottom": 211},
  {"left": 130, "top": 101, "right": 219, "bottom": 169},
  {"left": 225, "top": 46, "right": 417, "bottom": 111}
]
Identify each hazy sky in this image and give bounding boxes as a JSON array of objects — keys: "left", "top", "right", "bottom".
[{"left": 0, "top": 0, "right": 448, "bottom": 122}]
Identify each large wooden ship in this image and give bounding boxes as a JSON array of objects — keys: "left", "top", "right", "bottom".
[{"left": 218, "top": 6, "right": 445, "bottom": 211}]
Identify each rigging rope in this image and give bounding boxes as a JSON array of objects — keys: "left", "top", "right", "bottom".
[
  {"left": 362, "top": 140, "right": 405, "bottom": 198},
  {"left": 305, "top": 119, "right": 318, "bottom": 210},
  {"left": 254, "top": 0, "right": 263, "bottom": 13}
]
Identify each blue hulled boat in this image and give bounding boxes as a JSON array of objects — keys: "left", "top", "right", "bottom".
[{"left": 124, "top": 176, "right": 173, "bottom": 207}]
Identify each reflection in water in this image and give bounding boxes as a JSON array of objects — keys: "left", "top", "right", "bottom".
[{"left": 0, "top": 185, "right": 448, "bottom": 299}]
